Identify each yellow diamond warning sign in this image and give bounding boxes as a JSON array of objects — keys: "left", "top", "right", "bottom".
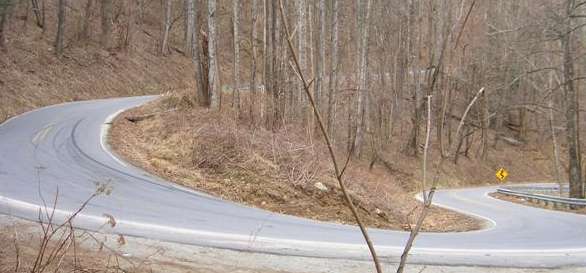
[{"left": 496, "top": 168, "right": 509, "bottom": 182}]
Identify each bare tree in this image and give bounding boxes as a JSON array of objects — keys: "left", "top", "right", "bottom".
[
  {"left": 207, "top": 0, "right": 219, "bottom": 108},
  {"left": 296, "top": 0, "right": 307, "bottom": 113},
  {"left": 404, "top": 0, "right": 421, "bottom": 156},
  {"left": 120, "top": 0, "right": 135, "bottom": 49},
  {"left": 314, "top": 0, "right": 325, "bottom": 111},
  {"left": 232, "top": 0, "right": 241, "bottom": 111},
  {"left": 549, "top": 95, "right": 563, "bottom": 194},
  {"left": 326, "top": 0, "right": 339, "bottom": 139},
  {"left": 100, "top": 0, "right": 113, "bottom": 48},
  {"left": 31, "top": 0, "right": 43, "bottom": 28},
  {"left": 185, "top": 0, "right": 195, "bottom": 55},
  {"left": 249, "top": 0, "right": 258, "bottom": 122},
  {"left": 0, "top": 0, "right": 13, "bottom": 51},
  {"left": 397, "top": 88, "right": 485, "bottom": 273},
  {"left": 267, "top": 0, "right": 283, "bottom": 129},
  {"left": 80, "top": 0, "right": 93, "bottom": 40},
  {"left": 161, "top": 0, "right": 172, "bottom": 55},
  {"left": 191, "top": 0, "right": 207, "bottom": 107},
  {"left": 55, "top": 0, "right": 66, "bottom": 57},
  {"left": 480, "top": 89, "right": 489, "bottom": 160},
  {"left": 354, "top": 0, "right": 372, "bottom": 156},
  {"left": 561, "top": 0, "right": 584, "bottom": 199}
]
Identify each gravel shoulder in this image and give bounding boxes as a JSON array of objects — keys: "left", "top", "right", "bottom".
[{"left": 1, "top": 215, "right": 584, "bottom": 273}]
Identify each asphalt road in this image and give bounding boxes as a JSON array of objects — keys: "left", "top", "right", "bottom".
[{"left": 1, "top": 96, "right": 585, "bottom": 268}]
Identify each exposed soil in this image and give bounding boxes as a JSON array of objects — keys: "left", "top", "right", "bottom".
[
  {"left": 109, "top": 93, "right": 485, "bottom": 232},
  {"left": 490, "top": 192, "right": 586, "bottom": 215}
]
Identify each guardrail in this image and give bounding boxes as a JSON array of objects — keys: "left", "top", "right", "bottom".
[
  {"left": 500, "top": 185, "right": 569, "bottom": 195},
  {"left": 497, "top": 186, "right": 586, "bottom": 209}
]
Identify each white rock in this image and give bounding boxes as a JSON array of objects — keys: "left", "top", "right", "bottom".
[{"left": 314, "top": 182, "right": 328, "bottom": 192}]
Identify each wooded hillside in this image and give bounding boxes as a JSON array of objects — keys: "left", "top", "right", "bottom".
[{"left": 1, "top": 0, "right": 585, "bottom": 198}]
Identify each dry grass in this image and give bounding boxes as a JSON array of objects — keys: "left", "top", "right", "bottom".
[
  {"left": 0, "top": 226, "right": 130, "bottom": 273},
  {"left": 0, "top": 187, "right": 156, "bottom": 273},
  {"left": 110, "top": 92, "right": 484, "bottom": 232},
  {"left": 0, "top": 220, "right": 267, "bottom": 273}
]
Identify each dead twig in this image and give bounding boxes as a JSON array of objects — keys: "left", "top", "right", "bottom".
[
  {"left": 278, "top": 1, "right": 383, "bottom": 273},
  {"left": 421, "top": 96, "right": 432, "bottom": 203},
  {"left": 124, "top": 108, "right": 178, "bottom": 123},
  {"left": 13, "top": 226, "right": 20, "bottom": 273},
  {"left": 396, "top": 87, "right": 485, "bottom": 273},
  {"left": 28, "top": 182, "right": 113, "bottom": 273}
]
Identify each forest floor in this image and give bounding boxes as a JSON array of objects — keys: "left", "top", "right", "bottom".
[
  {"left": 109, "top": 91, "right": 559, "bottom": 232},
  {"left": 0, "top": 1, "right": 196, "bottom": 123}
]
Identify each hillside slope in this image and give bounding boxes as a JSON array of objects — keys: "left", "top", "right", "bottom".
[
  {"left": 108, "top": 92, "right": 558, "bottom": 232},
  {"left": 0, "top": 1, "right": 195, "bottom": 121}
]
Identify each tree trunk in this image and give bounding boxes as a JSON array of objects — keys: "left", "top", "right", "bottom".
[
  {"left": 191, "top": 0, "right": 207, "bottom": 107},
  {"left": 296, "top": 0, "right": 306, "bottom": 114},
  {"left": 161, "top": 0, "right": 172, "bottom": 55},
  {"left": 269, "top": 0, "right": 282, "bottom": 129},
  {"left": 0, "top": 0, "right": 13, "bottom": 51},
  {"left": 55, "top": 0, "right": 66, "bottom": 57},
  {"left": 41, "top": 0, "right": 46, "bottom": 34},
  {"left": 80, "top": 0, "right": 93, "bottom": 40},
  {"left": 101, "top": 0, "right": 113, "bottom": 49},
  {"left": 31, "top": 0, "right": 43, "bottom": 28},
  {"left": 405, "top": 0, "right": 420, "bottom": 156},
  {"left": 326, "top": 0, "right": 339, "bottom": 139},
  {"left": 480, "top": 89, "right": 489, "bottom": 160},
  {"left": 263, "top": 0, "right": 270, "bottom": 126},
  {"left": 184, "top": 0, "right": 195, "bottom": 56},
  {"left": 315, "top": 0, "right": 325, "bottom": 113},
  {"left": 232, "top": 0, "right": 240, "bottom": 111},
  {"left": 207, "top": 0, "right": 219, "bottom": 109},
  {"left": 249, "top": 0, "right": 258, "bottom": 123},
  {"left": 137, "top": 0, "right": 145, "bottom": 24},
  {"left": 549, "top": 95, "right": 563, "bottom": 193},
  {"left": 354, "top": 0, "right": 372, "bottom": 156},
  {"left": 562, "top": 0, "right": 583, "bottom": 199},
  {"left": 121, "top": 1, "right": 134, "bottom": 49}
]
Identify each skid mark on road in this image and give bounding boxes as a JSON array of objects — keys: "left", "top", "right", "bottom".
[{"left": 32, "top": 123, "right": 55, "bottom": 145}]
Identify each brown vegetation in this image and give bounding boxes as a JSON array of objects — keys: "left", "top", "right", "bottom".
[
  {"left": 111, "top": 92, "right": 503, "bottom": 232},
  {"left": 0, "top": 0, "right": 195, "bottom": 122},
  {"left": 0, "top": 225, "right": 137, "bottom": 273}
]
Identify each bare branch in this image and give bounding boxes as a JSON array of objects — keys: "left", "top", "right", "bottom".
[
  {"left": 278, "top": 1, "right": 383, "bottom": 272},
  {"left": 396, "top": 88, "right": 485, "bottom": 273}
]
